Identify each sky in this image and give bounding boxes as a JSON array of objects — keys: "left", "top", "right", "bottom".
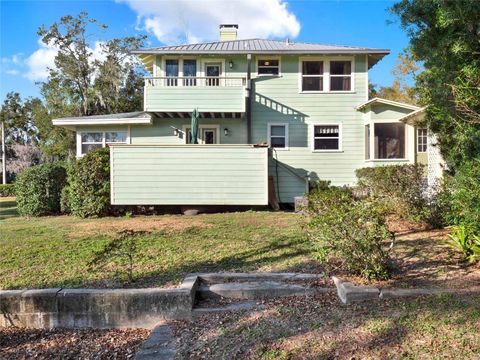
[{"left": 0, "top": 0, "right": 409, "bottom": 101}]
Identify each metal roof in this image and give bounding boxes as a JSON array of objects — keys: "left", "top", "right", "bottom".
[{"left": 132, "top": 38, "right": 390, "bottom": 55}]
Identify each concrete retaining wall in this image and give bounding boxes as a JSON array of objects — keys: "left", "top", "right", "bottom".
[{"left": 0, "top": 276, "right": 199, "bottom": 329}]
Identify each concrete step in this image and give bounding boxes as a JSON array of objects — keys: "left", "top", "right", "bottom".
[
  {"left": 193, "top": 272, "right": 325, "bottom": 284},
  {"left": 192, "top": 300, "right": 263, "bottom": 315},
  {"left": 197, "top": 281, "right": 333, "bottom": 300}
]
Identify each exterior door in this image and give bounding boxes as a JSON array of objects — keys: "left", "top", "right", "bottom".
[
  {"left": 185, "top": 127, "right": 218, "bottom": 144},
  {"left": 202, "top": 128, "right": 217, "bottom": 144},
  {"left": 205, "top": 63, "right": 221, "bottom": 86}
]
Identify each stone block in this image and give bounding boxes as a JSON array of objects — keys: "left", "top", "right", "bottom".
[{"left": 332, "top": 276, "right": 380, "bottom": 304}]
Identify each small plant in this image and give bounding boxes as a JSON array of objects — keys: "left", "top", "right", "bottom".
[
  {"left": 89, "top": 230, "right": 146, "bottom": 283},
  {"left": 0, "top": 184, "right": 15, "bottom": 197},
  {"left": 306, "top": 184, "right": 393, "bottom": 280},
  {"left": 448, "top": 225, "right": 480, "bottom": 263}
]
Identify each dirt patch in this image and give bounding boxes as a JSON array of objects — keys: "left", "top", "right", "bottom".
[
  {"left": 340, "top": 226, "right": 480, "bottom": 289},
  {"left": 172, "top": 293, "right": 480, "bottom": 359},
  {"left": 72, "top": 216, "right": 213, "bottom": 237},
  {"left": 0, "top": 327, "right": 149, "bottom": 359}
]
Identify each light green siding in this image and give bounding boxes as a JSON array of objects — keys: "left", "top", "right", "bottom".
[
  {"left": 131, "top": 118, "right": 247, "bottom": 144},
  {"left": 110, "top": 145, "right": 268, "bottom": 205},
  {"left": 250, "top": 55, "right": 369, "bottom": 202},
  {"left": 145, "top": 86, "right": 245, "bottom": 113}
]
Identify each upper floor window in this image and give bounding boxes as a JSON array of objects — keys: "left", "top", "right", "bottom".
[
  {"left": 80, "top": 131, "right": 127, "bottom": 155},
  {"left": 374, "top": 123, "right": 405, "bottom": 159},
  {"left": 313, "top": 125, "right": 341, "bottom": 151},
  {"left": 417, "top": 128, "right": 428, "bottom": 153},
  {"left": 302, "top": 61, "right": 324, "bottom": 91},
  {"left": 268, "top": 123, "right": 288, "bottom": 149},
  {"left": 258, "top": 59, "right": 279, "bottom": 75},
  {"left": 330, "top": 61, "right": 352, "bottom": 91},
  {"left": 165, "top": 59, "right": 179, "bottom": 86},
  {"left": 183, "top": 59, "right": 197, "bottom": 86}
]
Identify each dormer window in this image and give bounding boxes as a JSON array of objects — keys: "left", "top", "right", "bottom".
[{"left": 258, "top": 59, "right": 279, "bottom": 75}]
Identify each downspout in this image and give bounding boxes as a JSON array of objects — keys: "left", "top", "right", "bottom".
[{"left": 246, "top": 53, "right": 252, "bottom": 144}]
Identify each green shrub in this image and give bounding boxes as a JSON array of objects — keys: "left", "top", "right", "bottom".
[
  {"left": 306, "top": 185, "right": 392, "bottom": 280},
  {"left": 448, "top": 225, "right": 480, "bottom": 263},
  {"left": 446, "top": 159, "right": 480, "bottom": 233},
  {"left": 356, "top": 164, "right": 431, "bottom": 223},
  {"left": 64, "top": 147, "right": 111, "bottom": 218},
  {"left": 15, "top": 163, "right": 67, "bottom": 216},
  {"left": 0, "top": 184, "right": 15, "bottom": 197}
]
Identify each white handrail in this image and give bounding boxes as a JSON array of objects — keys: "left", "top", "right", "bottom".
[{"left": 145, "top": 76, "right": 246, "bottom": 87}]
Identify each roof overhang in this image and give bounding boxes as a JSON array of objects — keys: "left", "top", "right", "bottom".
[
  {"left": 133, "top": 49, "right": 389, "bottom": 71},
  {"left": 398, "top": 107, "right": 427, "bottom": 125},
  {"left": 355, "top": 97, "right": 421, "bottom": 112},
  {"left": 52, "top": 112, "right": 153, "bottom": 129}
]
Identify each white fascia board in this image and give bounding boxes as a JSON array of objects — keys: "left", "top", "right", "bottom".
[
  {"left": 355, "top": 97, "right": 421, "bottom": 111},
  {"left": 52, "top": 117, "right": 152, "bottom": 126}
]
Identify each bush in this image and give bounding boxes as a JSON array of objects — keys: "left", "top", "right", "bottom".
[
  {"left": 0, "top": 184, "right": 15, "bottom": 197},
  {"left": 446, "top": 159, "right": 480, "bottom": 233},
  {"left": 356, "top": 164, "right": 431, "bottom": 223},
  {"left": 63, "top": 147, "right": 111, "bottom": 218},
  {"left": 448, "top": 225, "right": 480, "bottom": 263},
  {"left": 306, "top": 185, "right": 392, "bottom": 280},
  {"left": 15, "top": 163, "right": 67, "bottom": 216}
]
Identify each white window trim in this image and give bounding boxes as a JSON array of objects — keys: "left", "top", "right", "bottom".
[
  {"left": 298, "top": 56, "right": 355, "bottom": 93},
  {"left": 162, "top": 57, "right": 199, "bottom": 86},
  {"left": 181, "top": 124, "right": 220, "bottom": 144},
  {"left": 364, "top": 121, "right": 408, "bottom": 161},
  {"left": 267, "top": 123, "right": 289, "bottom": 151},
  {"left": 417, "top": 128, "right": 428, "bottom": 153},
  {"left": 77, "top": 130, "right": 128, "bottom": 157},
  {"left": 255, "top": 56, "right": 281, "bottom": 77},
  {"left": 311, "top": 123, "right": 343, "bottom": 153}
]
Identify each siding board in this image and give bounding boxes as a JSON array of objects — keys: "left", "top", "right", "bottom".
[{"left": 111, "top": 145, "right": 268, "bottom": 205}]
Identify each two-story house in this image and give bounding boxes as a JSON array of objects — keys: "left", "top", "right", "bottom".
[{"left": 53, "top": 24, "right": 438, "bottom": 207}]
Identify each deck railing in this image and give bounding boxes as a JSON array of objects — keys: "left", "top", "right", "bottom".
[{"left": 145, "top": 76, "right": 246, "bottom": 87}]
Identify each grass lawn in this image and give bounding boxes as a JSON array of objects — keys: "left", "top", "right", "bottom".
[
  {"left": 0, "top": 197, "right": 315, "bottom": 289},
  {"left": 1, "top": 198, "right": 479, "bottom": 290},
  {"left": 174, "top": 293, "right": 480, "bottom": 359}
]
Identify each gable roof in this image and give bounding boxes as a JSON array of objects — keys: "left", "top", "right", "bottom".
[
  {"left": 355, "top": 98, "right": 420, "bottom": 111},
  {"left": 133, "top": 39, "right": 390, "bottom": 71}
]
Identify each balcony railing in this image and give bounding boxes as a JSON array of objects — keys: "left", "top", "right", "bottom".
[
  {"left": 144, "top": 76, "right": 246, "bottom": 113},
  {"left": 145, "top": 76, "right": 246, "bottom": 88}
]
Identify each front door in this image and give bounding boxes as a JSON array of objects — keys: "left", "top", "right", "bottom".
[
  {"left": 205, "top": 63, "right": 221, "bottom": 86},
  {"left": 202, "top": 128, "right": 217, "bottom": 144},
  {"left": 185, "top": 127, "right": 218, "bottom": 144}
]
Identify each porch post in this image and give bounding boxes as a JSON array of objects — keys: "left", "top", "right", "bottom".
[{"left": 246, "top": 53, "right": 252, "bottom": 144}]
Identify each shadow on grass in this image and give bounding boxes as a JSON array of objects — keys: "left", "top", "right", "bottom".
[{"left": 0, "top": 199, "right": 18, "bottom": 220}]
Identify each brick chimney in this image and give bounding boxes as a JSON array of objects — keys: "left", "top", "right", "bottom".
[{"left": 219, "top": 24, "right": 238, "bottom": 41}]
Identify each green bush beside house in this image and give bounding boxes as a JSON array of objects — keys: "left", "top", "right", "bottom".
[
  {"left": 62, "top": 147, "right": 111, "bottom": 218},
  {"left": 15, "top": 163, "right": 67, "bottom": 216}
]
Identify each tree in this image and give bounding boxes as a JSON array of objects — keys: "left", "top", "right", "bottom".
[
  {"left": 0, "top": 92, "right": 38, "bottom": 145},
  {"left": 38, "top": 12, "right": 146, "bottom": 117},
  {"left": 370, "top": 52, "right": 421, "bottom": 105},
  {"left": 391, "top": 0, "right": 480, "bottom": 169}
]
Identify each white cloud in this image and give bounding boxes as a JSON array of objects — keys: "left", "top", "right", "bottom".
[
  {"left": 118, "top": 0, "right": 300, "bottom": 44},
  {"left": 24, "top": 41, "right": 58, "bottom": 81},
  {"left": 2, "top": 39, "right": 108, "bottom": 83}
]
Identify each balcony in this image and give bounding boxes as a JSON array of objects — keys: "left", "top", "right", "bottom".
[{"left": 144, "top": 77, "right": 246, "bottom": 117}]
